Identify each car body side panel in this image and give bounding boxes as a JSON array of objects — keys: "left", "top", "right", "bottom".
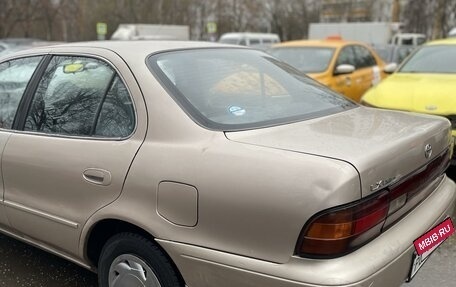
[
  {"left": 352, "top": 66, "right": 373, "bottom": 101},
  {"left": 2, "top": 136, "right": 144, "bottom": 257},
  {"left": 0, "top": 132, "right": 11, "bottom": 227},
  {"left": 93, "top": 138, "right": 360, "bottom": 263},
  {"left": 1, "top": 47, "right": 148, "bottom": 258},
  {"left": 78, "top": 73, "right": 361, "bottom": 264}
]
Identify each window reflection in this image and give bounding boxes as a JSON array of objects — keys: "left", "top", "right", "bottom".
[
  {"left": 95, "top": 76, "right": 135, "bottom": 138},
  {"left": 24, "top": 56, "right": 135, "bottom": 138},
  {"left": 0, "top": 57, "right": 42, "bottom": 129}
]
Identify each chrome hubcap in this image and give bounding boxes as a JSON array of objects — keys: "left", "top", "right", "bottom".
[{"left": 109, "top": 254, "right": 161, "bottom": 287}]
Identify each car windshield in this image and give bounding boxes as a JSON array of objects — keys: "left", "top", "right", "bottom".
[
  {"left": 268, "top": 47, "right": 335, "bottom": 73},
  {"left": 399, "top": 45, "right": 456, "bottom": 73},
  {"left": 148, "top": 48, "right": 355, "bottom": 131}
]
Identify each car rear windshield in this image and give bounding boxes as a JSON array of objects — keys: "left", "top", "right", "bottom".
[
  {"left": 268, "top": 47, "right": 335, "bottom": 73},
  {"left": 148, "top": 48, "right": 355, "bottom": 131},
  {"left": 399, "top": 45, "right": 456, "bottom": 73}
]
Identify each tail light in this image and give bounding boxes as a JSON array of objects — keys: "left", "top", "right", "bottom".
[
  {"left": 296, "top": 149, "right": 450, "bottom": 258},
  {"left": 296, "top": 191, "right": 388, "bottom": 257}
]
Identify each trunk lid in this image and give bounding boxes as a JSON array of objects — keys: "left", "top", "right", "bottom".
[{"left": 226, "top": 107, "right": 451, "bottom": 198}]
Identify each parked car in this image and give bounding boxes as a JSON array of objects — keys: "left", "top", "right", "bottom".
[
  {"left": 372, "top": 44, "right": 417, "bottom": 65},
  {"left": 0, "top": 42, "right": 18, "bottom": 57},
  {"left": 448, "top": 27, "right": 456, "bottom": 38},
  {"left": 391, "top": 33, "right": 426, "bottom": 46},
  {"left": 0, "top": 38, "right": 62, "bottom": 57},
  {"left": 361, "top": 38, "right": 456, "bottom": 154},
  {"left": 218, "top": 32, "right": 280, "bottom": 49},
  {"left": 0, "top": 41, "right": 454, "bottom": 287},
  {"left": 268, "top": 37, "right": 389, "bottom": 102}
]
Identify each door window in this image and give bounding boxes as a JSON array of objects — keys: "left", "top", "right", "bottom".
[
  {"left": 249, "top": 39, "right": 260, "bottom": 45},
  {"left": 0, "top": 56, "right": 42, "bottom": 129},
  {"left": 24, "top": 56, "right": 134, "bottom": 138},
  {"left": 336, "top": 46, "right": 356, "bottom": 68},
  {"left": 353, "top": 45, "right": 377, "bottom": 68}
]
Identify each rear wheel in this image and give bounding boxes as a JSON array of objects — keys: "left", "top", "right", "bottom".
[{"left": 98, "top": 233, "right": 183, "bottom": 287}]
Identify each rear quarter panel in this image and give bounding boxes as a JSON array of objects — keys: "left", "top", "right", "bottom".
[{"left": 80, "top": 70, "right": 362, "bottom": 264}]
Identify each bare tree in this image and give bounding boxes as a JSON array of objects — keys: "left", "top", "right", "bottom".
[
  {"left": 403, "top": 0, "right": 456, "bottom": 39},
  {"left": 0, "top": 0, "right": 23, "bottom": 37},
  {"left": 4, "top": 0, "right": 454, "bottom": 42}
]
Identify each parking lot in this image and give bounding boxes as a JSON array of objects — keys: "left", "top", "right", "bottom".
[{"left": 1, "top": 2, "right": 456, "bottom": 286}]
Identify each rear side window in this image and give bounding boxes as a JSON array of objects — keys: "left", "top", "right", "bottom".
[
  {"left": 94, "top": 76, "right": 135, "bottom": 137},
  {"left": 249, "top": 39, "right": 260, "bottom": 45},
  {"left": 0, "top": 56, "right": 42, "bottom": 129},
  {"left": 24, "top": 56, "right": 135, "bottom": 138}
]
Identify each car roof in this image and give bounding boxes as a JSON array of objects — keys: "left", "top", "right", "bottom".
[
  {"left": 5, "top": 40, "right": 238, "bottom": 61},
  {"left": 272, "top": 38, "right": 364, "bottom": 49},
  {"left": 426, "top": 38, "right": 456, "bottom": 46},
  {"left": 220, "top": 33, "right": 279, "bottom": 39}
]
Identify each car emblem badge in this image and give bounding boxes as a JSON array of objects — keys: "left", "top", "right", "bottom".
[
  {"left": 424, "top": 144, "right": 432, "bottom": 159},
  {"left": 425, "top": 105, "right": 438, "bottom": 111},
  {"left": 370, "top": 176, "right": 398, "bottom": 192}
]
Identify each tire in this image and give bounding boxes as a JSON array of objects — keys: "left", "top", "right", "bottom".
[{"left": 98, "top": 232, "right": 183, "bottom": 287}]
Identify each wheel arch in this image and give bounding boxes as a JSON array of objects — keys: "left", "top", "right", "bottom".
[
  {"left": 83, "top": 218, "right": 185, "bottom": 286},
  {"left": 85, "top": 219, "right": 153, "bottom": 267}
]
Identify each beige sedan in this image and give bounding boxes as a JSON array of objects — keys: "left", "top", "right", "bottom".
[{"left": 0, "top": 41, "right": 454, "bottom": 287}]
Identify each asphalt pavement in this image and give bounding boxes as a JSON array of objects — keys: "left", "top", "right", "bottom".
[
  {"left": 0, "top": 169, "right": 455, "bottom": 287},
  {"left": 0, "top": 234, "right": 97, "bottom": 287}
]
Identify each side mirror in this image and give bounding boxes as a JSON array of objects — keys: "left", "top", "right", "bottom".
[
  {"left": 334, "top": 64, "right": 355, "bottom": 75},
  {"left": 383, "top": 62, "right": 398, "bottom": 74}
]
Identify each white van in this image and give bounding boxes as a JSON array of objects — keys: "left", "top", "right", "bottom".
[
  {"left": 391, "top": 33, "right": 426, "bottom": 46},
  {"left": 449, "top": 28, "right": 456, "bottom": 38},
  {"left": 218, "top": 32, "right": 280, "bottom": 49}
]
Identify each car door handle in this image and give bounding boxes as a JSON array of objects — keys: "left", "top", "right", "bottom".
[{"left": 83, "top": 168, "right": 112, "bottom": 186}]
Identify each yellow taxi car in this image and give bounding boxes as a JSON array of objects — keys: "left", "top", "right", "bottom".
[
  {"left": 269, "top": 37, "right": 387, "bottom": 102},
  {"left": 361, "top": 38, "right": 456, "bottom": 138}
]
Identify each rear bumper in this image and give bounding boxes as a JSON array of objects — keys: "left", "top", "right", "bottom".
[{"left": 158, "top": 176, "right": 456, "bottom": 287}]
